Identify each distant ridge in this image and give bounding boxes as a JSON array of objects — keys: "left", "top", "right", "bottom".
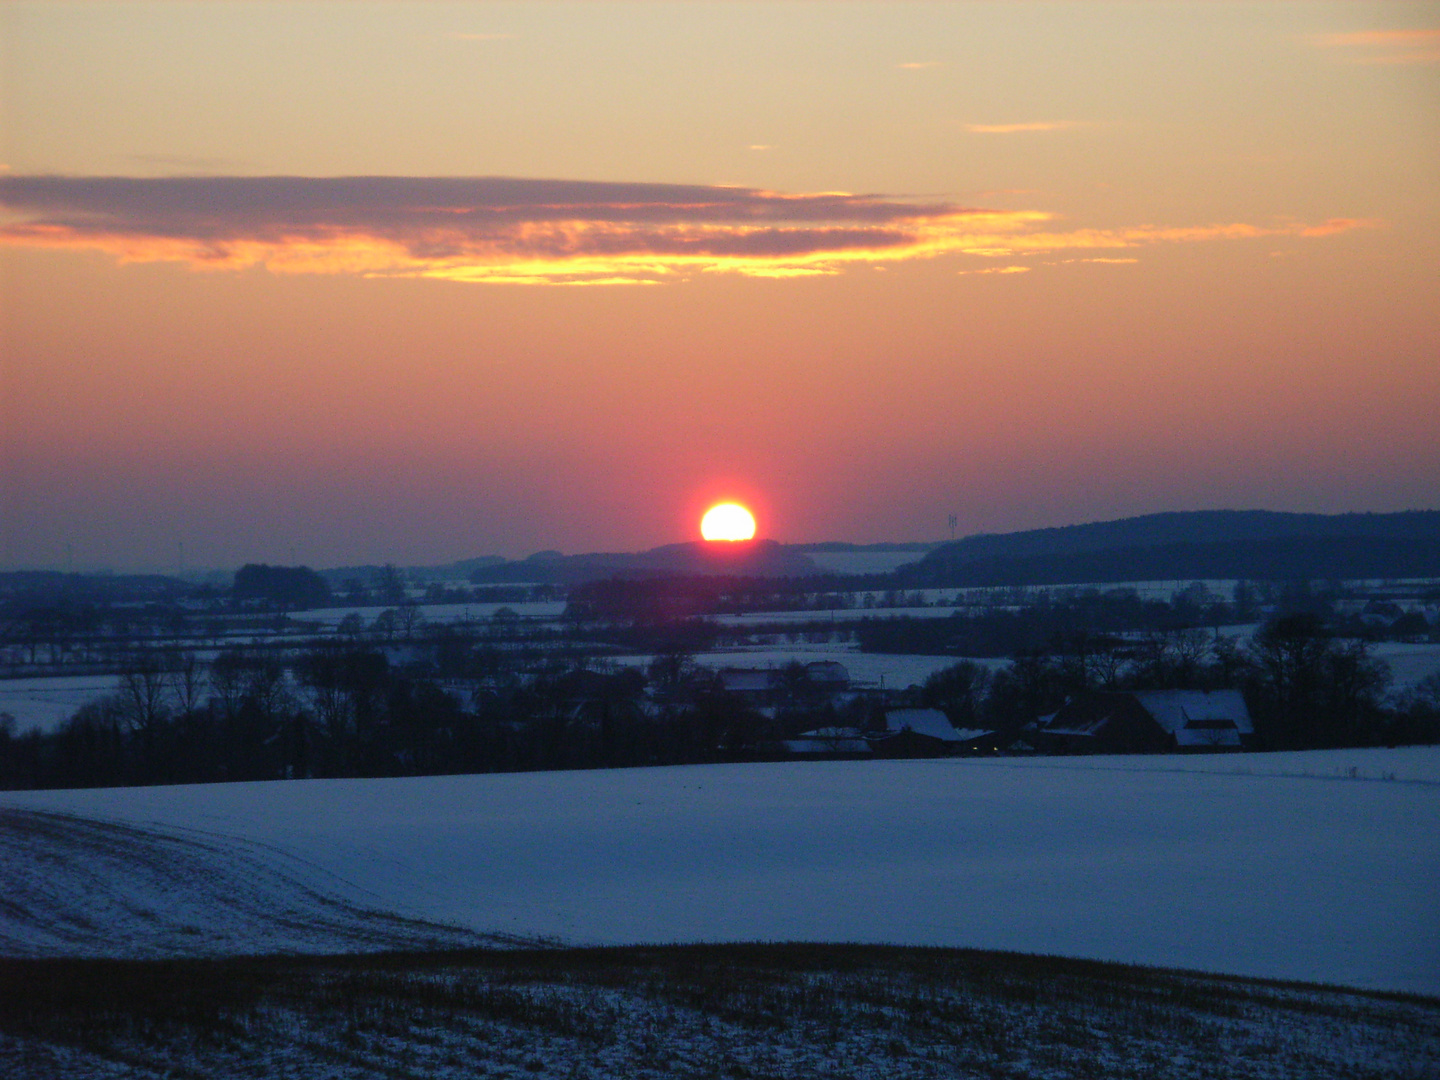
[
  {"left": 467, "top": 539, "right": 818, "bottom": 584},
  {"left": 310, "top": 510, "right": 1440, "bottom": 588},
  {"left": 789, "top": 542, "right": 937, "bottom": 554},
  {"left": 898, "top": 510, "right": 1440, "bottom": 587},
  {"left": 0, "top": 571, "right": 195, "bottom": 605}
]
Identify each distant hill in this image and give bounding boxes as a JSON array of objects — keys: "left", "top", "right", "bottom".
[
  {"left": 319, "top": 556, "right": 507, "bottom": 587},
  {"left": 789, "top": 542, "right": 937, "bottom": 554},
  {"left": 467, "top": 539, "right": 818, "bottom": 584},
  {"left": 0, "top": 571, "right": 195, "bottom": 607},
  {"left": 318, "top": 509, "right": 1440, "bottom": 591},
  {"left": 898, "top": 510, "right": 1440, "bottom": 587}
]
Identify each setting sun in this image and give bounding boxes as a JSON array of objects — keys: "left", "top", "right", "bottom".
[{"left": 700, "top": 503, "right": 757, "bottom": 542}]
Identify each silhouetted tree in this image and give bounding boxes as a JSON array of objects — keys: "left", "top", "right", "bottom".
[{"left": 233, "top": 564, "right": 331, "bottom": 609}]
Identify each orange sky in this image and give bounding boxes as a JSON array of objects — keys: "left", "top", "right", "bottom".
[{"left": 1, "top": 1, "right": 1437, "bottom": 570}]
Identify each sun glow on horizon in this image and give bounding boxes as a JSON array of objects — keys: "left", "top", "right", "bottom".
[{"left": 700, "top": 503, "right": 757, "bottom": 542}]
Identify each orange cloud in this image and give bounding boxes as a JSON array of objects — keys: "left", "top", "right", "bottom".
[
  {"left": 957, "top": 265, "right": 1031, "bottom": 276},
  {"left": 1298, "top": 217, "right": 1386, "bottom": 237},
  {"left": 0, "top": 175, "right": 1379, "bottom": 286},
  {"left": 1314, "top": 28, "right": 1440, "bottom": 64},
  {"left": 966, "top": 122, "right": 1081, "bottom": 134}
]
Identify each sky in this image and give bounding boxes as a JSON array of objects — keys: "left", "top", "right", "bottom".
[{"left": 1, "top": 1, "right": 1437, "bottom": 572}]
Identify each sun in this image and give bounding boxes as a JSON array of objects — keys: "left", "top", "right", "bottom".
[{"left": 700, "top": 502, "right": 757, "bottom": 542}]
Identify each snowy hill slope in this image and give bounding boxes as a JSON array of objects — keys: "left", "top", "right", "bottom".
[
  {"left": 0, "top": 808, "right": 506, "bottom": 958},
  {"left": 2, "top": 747, "right": 1437, "bottom": 993}
]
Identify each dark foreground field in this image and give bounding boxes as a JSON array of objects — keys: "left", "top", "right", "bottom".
[{"left": 1, "top": 944, "right": 1435, "bottom": 1079}]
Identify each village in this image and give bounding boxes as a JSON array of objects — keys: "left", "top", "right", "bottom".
[{"left": 3, "top": 552, "right": 1437, "bottom": 789}]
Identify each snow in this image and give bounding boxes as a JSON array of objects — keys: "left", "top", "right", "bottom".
[
  {"left": 784, "top": 727, "right": 872, "bottom": 754},
  {"left": 0, "top": 807, "right": 496, "bottom": 958},
  {"left": 712, "top": 605, "right": 958, "bottom": 625},
  {"left": 3, "top": 747, "right": 1437, "bottom": 994},
  {"left": 296, "top": 600, "right": 567, "bottom": 626},
  {"left": 1371, "top": 639, "right": 1440, "bottom": 689},
  {"left": 618, "top": 647, "right": 990, "bottom": 688},
  {"left": 0, "top": 675, "right": 119, "bottom": 733},
  {"left": 883, "top": 707, "right": 964, "bottom": 740}
]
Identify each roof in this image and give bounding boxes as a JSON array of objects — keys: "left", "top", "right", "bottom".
[
  {"left": 883, "top": 708, "right": 963, "bottom": 742},
  {"left": 1040, "top": 689, "right": 1255, "bottom": 750},
  {"left": 718, "top": 668, "right": 776, "bottom": 693},
  {"left": 950, "top": 728, "right": 996, "bottom": 742},
  {"left": 804, "top": 661, "right": 850, "bottom": 685},
  {"left": 1131, "top": 690, "right": 1253, "bottom": 747}
]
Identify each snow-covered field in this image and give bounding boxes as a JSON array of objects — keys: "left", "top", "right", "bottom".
[
  {"left": 0, "top": 675, "right": 119, "bottom": 734},
  {"left": 613, "top": 646, "right": 993, "bottom": 687},
  {"left": 0, "top": 807, "right": 498, "bottom": 958},
  {"left": 1372, "top": 640, "right": 1440, "bottom": 689},
  {"left": 296, "top": 600, "right": 568, "bottom": 627},
  {"left": 712, "top": 605, "right": 960, "bottom": 625},
  {"left": 3, "top": 748, "right": 1436, "bottom": 995}
]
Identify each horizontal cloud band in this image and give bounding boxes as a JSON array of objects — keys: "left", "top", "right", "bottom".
[{"left": 0, "top": 175, "right": 1376, "bottom": 285}]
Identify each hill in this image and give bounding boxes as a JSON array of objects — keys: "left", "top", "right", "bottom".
[
  {"left": 466, "top": 538, "right": 818, "bottom": 584},
  {"left": 899, "top": 509, "right": 1440, "bottom": 587},
  {"left": 4, "top": 748, "right": 1435, "bottom": 994}
]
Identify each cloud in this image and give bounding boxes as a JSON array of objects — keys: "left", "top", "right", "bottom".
[
  {"left": 1314, "top": 28, "right": 1440, "bottom": 64},
  {"left": 451, "top": 33, "right": 517, "bottom": 41},
  {"left": 957, "top": 265, "right": 1031, "bottom": 275},
  {"left": 0, "top": 175, "right": 1378, "bottom": 286},
  {"left": 961, "top": 219, "right": 1380, "bottom": 259},
  {"left": 966, "top": 121, "right": 1081, "bottom": 134},
  {"left": 897, "top": 61, "right": 940, "bottom": 70},
  {"left": 1297, "top": 217, "right": 1385, "bottom": 237}
]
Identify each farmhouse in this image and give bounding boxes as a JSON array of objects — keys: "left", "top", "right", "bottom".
[
  {"left": 717, "top": 667, "right": 777, "bottom": 700},
  {"left": 870, "top": 708, "right": 986, "bottom": 757},
  {"left": 718, "top": 662, "right": 852, "bottom": 706},
  {"left": 1037, "top": 689, "right": 1254, "bottom": 754},
  {"left": 804, "top": 660, "right": 850, "bottom": 690}
]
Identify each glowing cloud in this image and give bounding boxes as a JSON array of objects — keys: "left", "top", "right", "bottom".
[
  {"left": 1314, "top": 28, "right": 1440, "bottom": 64},
  {"left": 966, "top": 122, "right": 1081, "bottom": 134},
  {"left": 0, "top": 175, "right": 1378, "bottom": 286}
]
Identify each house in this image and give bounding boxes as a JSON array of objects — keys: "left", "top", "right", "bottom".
[
  {"left": 804, "top": 661, "right": 850, "bottom": 690},
  {"left": 870, "top": 708, "right": 975, "bottom": 757},
  {"left": 718, "top": 667, "right": 779, "bottom": 702},
  {"left": 1037, "top": 689, "right": 1254, "bottom": 754},
  {"left": 719, "top": 662, "right": 852, "bottom": 706}
]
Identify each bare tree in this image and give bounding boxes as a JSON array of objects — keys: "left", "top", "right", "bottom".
[
  {"left": 168, "top": 651, "right": 207, "bottom": 715},
  {"left": 398, "top": 600, "right": 424, "bottom": 641},
  {"left": 117, "top": 653, "right": 169, "bottom": 737}
]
